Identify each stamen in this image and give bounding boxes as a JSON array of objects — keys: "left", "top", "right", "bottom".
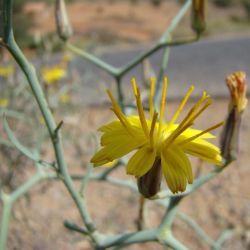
[
  {"left": 176, "top": 93, "right": 211, "bottom": 130},
  {"left": 149, "top": 111, "right": 158, "bottom": 149},
  {"left": 163, "top": 92, "right": 212, "bottom": 148},
  {"left": 107, "top": 90, "right": 133, "bottom": 134},
  {"left": 158, "top": 77, "right": 168, "bottom": 137},
  {"left": 110, "top": 108, "right": 128, "bottom": 131},
  {"left": 150, "top": 78, "right": 155, "bottom": 118},
  {"left": 177, "top": 121, "right": 224, "bottom": 145},
  {"left": 132, "top": 80, "right": 149, "bottom": 137},
  {"left": 132, "top": 78, "right": 138, "bottom": 96},
  {"left": 190, "top": 98, "right": 212, "bottom": 122},
  {"left": 170, "top": 85, "right": 194, "bottom": 125},
  {"left": 164, "top": 121, "right": 194, "bottom": 148}
]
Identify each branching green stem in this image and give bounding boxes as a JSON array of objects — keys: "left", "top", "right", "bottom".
[
  {"left": 0, "top": 169, "right": 56, "bottom": 250},
  {"left": 3, "top": 0, "right": 96, "bottom": 234},
  {"left": 177, "top": 212, "right": 216, "bottom": 247},
  {"left": 0, "top": 1, "right": 231, "bottom": 250}
]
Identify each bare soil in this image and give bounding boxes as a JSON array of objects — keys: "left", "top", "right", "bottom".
[
  {"left": 1, "top": 1, "right": 250, "bottom": 249},
  {"left": 25, "top": 0, "right": 250, "bottom": 48},
  {"left": 2, "top": 99, "right": 250, "bottom": 250}
]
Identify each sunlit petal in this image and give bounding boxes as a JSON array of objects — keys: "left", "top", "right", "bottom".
[
  {"left": 127, "top": 146, "right": 156, "bottom": 177},
  {"left": 182, "top": 139, "right": 222, "bottom": 165},
  {"left": 161, "top": 150, "right": 187, "bottom": 193}
]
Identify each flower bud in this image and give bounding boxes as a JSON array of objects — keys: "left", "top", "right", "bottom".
[
  {"left": 137, "top": 158, "right": 162, "bottom": 198},
  {"left": 226, "top": 71, "right": 248, "bottom": 113},
  {"left": 55, "top": 0, "right": 72, "bottom": 41},
  {"left": 220, "top": 71, "right": 248, "bottom": 164},
  {"left": 192, "top": 0, "right": 206, "bottom": 35}
]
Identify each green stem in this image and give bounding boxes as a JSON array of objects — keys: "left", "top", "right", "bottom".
[
  {"left": 4, "top": 1, "right": 95, "bottom": 234},
  {"left": 177, "top": 212, "right": 216, "bottom": 247},
  {"left": 160, "top": 196, "right": 182, "bottom": 230},
  {"left": 117, "top": 0, "right": 192, "bottom": 77},
  {"left": 0, "top": 194, "right": 12, "bottom": 250},
  {"left": 97, "top": 229, "right": 158, "bottom": 248},
  {"left": 115, "top": 76, "right": 125, "bottom": 111},
  {"left": 66, "top": 42, "right": 119, "bottom": 76},
  {"left": 162, "top": 234, "right": 189, "bottom": 250},
  {"left": 64, "top": 220, "right": 89, "bottom": 235},
  {"left": 213, "top": 229, "right": 235, "bottom": 250},
  {"left": 154, "top": 47, "right": 170, "bottom": 109},
  {"left": 0, "top": 170, "right": 54, "bottom": 250},
  {"left": 65, "top": 0, "right": 193, "bottom": 80},
  {"left": 10, "top": 171, "right": 53, "bottom": 202},
  {"left": 160, "top": 0, "right": 192, "bottom": 41},
  {"left": 137, "top": 195, "right": 146, "bottom": 230},
  {"left": 118, "top": 43, "right": 162, "bottom": 77}
]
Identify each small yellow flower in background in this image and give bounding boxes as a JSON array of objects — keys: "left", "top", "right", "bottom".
[
  {"left": 91, "top": 78, "right": 223, "bottom": 194},
  {"left": 0, "top": 65, "right": 14, "bottom": 78},
  {"left": 226, "top": 71, "right": 248, "bottom": 113},
  {"left": 41, "top": 66, "right": 66, "bottom": 84},
  {"left": 62, "top": 53, "right": 73, "bottom": 64},
  {"left": 0, "top": 98, "right": 9, "bottom": 108},
  {"left": 59, "top": 93, "right": 71, "bottom": 104},
  {"left": 38, "top": 115, "right": 46, "bottom": 125}
]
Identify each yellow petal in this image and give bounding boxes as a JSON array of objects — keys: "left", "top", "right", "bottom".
[
  {"left": 100, "top": 124, "right": 145, "bottom": 146},
  {"left": 103, "top": 159, "right": 118, "bottom": 168},
  {"left": 91, "top": 138, "right": 143, "bottom": 167},
  {"left": 127, "top": 146, "right": 156, "bottom": 177},
  {"left": 161, "top": 150, "right": 187, "bottom": 193},
  {"left": 181, "top": 127, "right": 215, "bottom": 139},
  {"left": 182, "top": 139, "right": 222, "bottom": 165},
  {"left": 166, "top": 146, "right": 193, "bottom": 184},
  {"left": 99, "top": 116, "right": 141, "bottom": 133},
  {"left": 98, "top": 120, "right": 121, "bottom": 132}
]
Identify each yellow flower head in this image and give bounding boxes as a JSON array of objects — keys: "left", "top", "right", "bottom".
[
  {"left": 0, "top": 98, "right": 9, "bottom": 108},
  {"left": 41, "top": 66, "right": 66, "bottom": 84},
  {"left": 91, "top": 78, "right": 223, "bottom": 194},
  {"left": 0, "top": 65, "right": 14, "bottom": 78},
  {"left": 59, "top": 93, "right": 71, "bottom": 104}
]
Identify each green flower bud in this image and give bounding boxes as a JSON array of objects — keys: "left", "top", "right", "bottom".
[
  {"left": 192, "top": 0, "right": 206, "bottom": 35},
  {"left": 55, "top": 0, "right": 72, "bottom": 41}
]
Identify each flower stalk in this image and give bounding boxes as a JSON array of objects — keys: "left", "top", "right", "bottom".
[
  {"left": 192, "top": 0, "right": 206, "bottom": 35},
  {"left": 220, "top": 71, "right": 248, "bottom": 164}
]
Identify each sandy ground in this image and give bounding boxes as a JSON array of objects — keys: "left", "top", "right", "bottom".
[
  {"left": 25, "top": 0, "right": 250, "bottom": 48},
  {"left": 1, "top": 1, "right": 250, "bottom": 249},
  {"left": 1, "top": 98, "right": 249, "bottom": 250}
]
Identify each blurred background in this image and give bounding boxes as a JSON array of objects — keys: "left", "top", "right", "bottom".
[
  {"left": 0, "top": 0, "right": 250, "bottom": 249},
  {"left": 10, "top": 0, "right": 250, "bottom": 49},
  {"left": 6, "top": 0, "right": 250, "bottom": 100}
]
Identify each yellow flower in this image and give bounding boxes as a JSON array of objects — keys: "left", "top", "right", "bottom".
[
  {"left": 0, "top": 98, "right": 9, "bottom": 108},
  {"left": 41, "top": 66, "right": 66, "bottom": 84},
  {"left": 59, "top": 93, "right": 71, "bottom": 103},
  {"left": 62, "top": 53, "right": 73, "bottom": 63},
  {"left": 91, "top": 78, "right": 223, "bottom": 193},
  {"left": 0, "top": 65, "right": 14, "bottom": 78}
]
